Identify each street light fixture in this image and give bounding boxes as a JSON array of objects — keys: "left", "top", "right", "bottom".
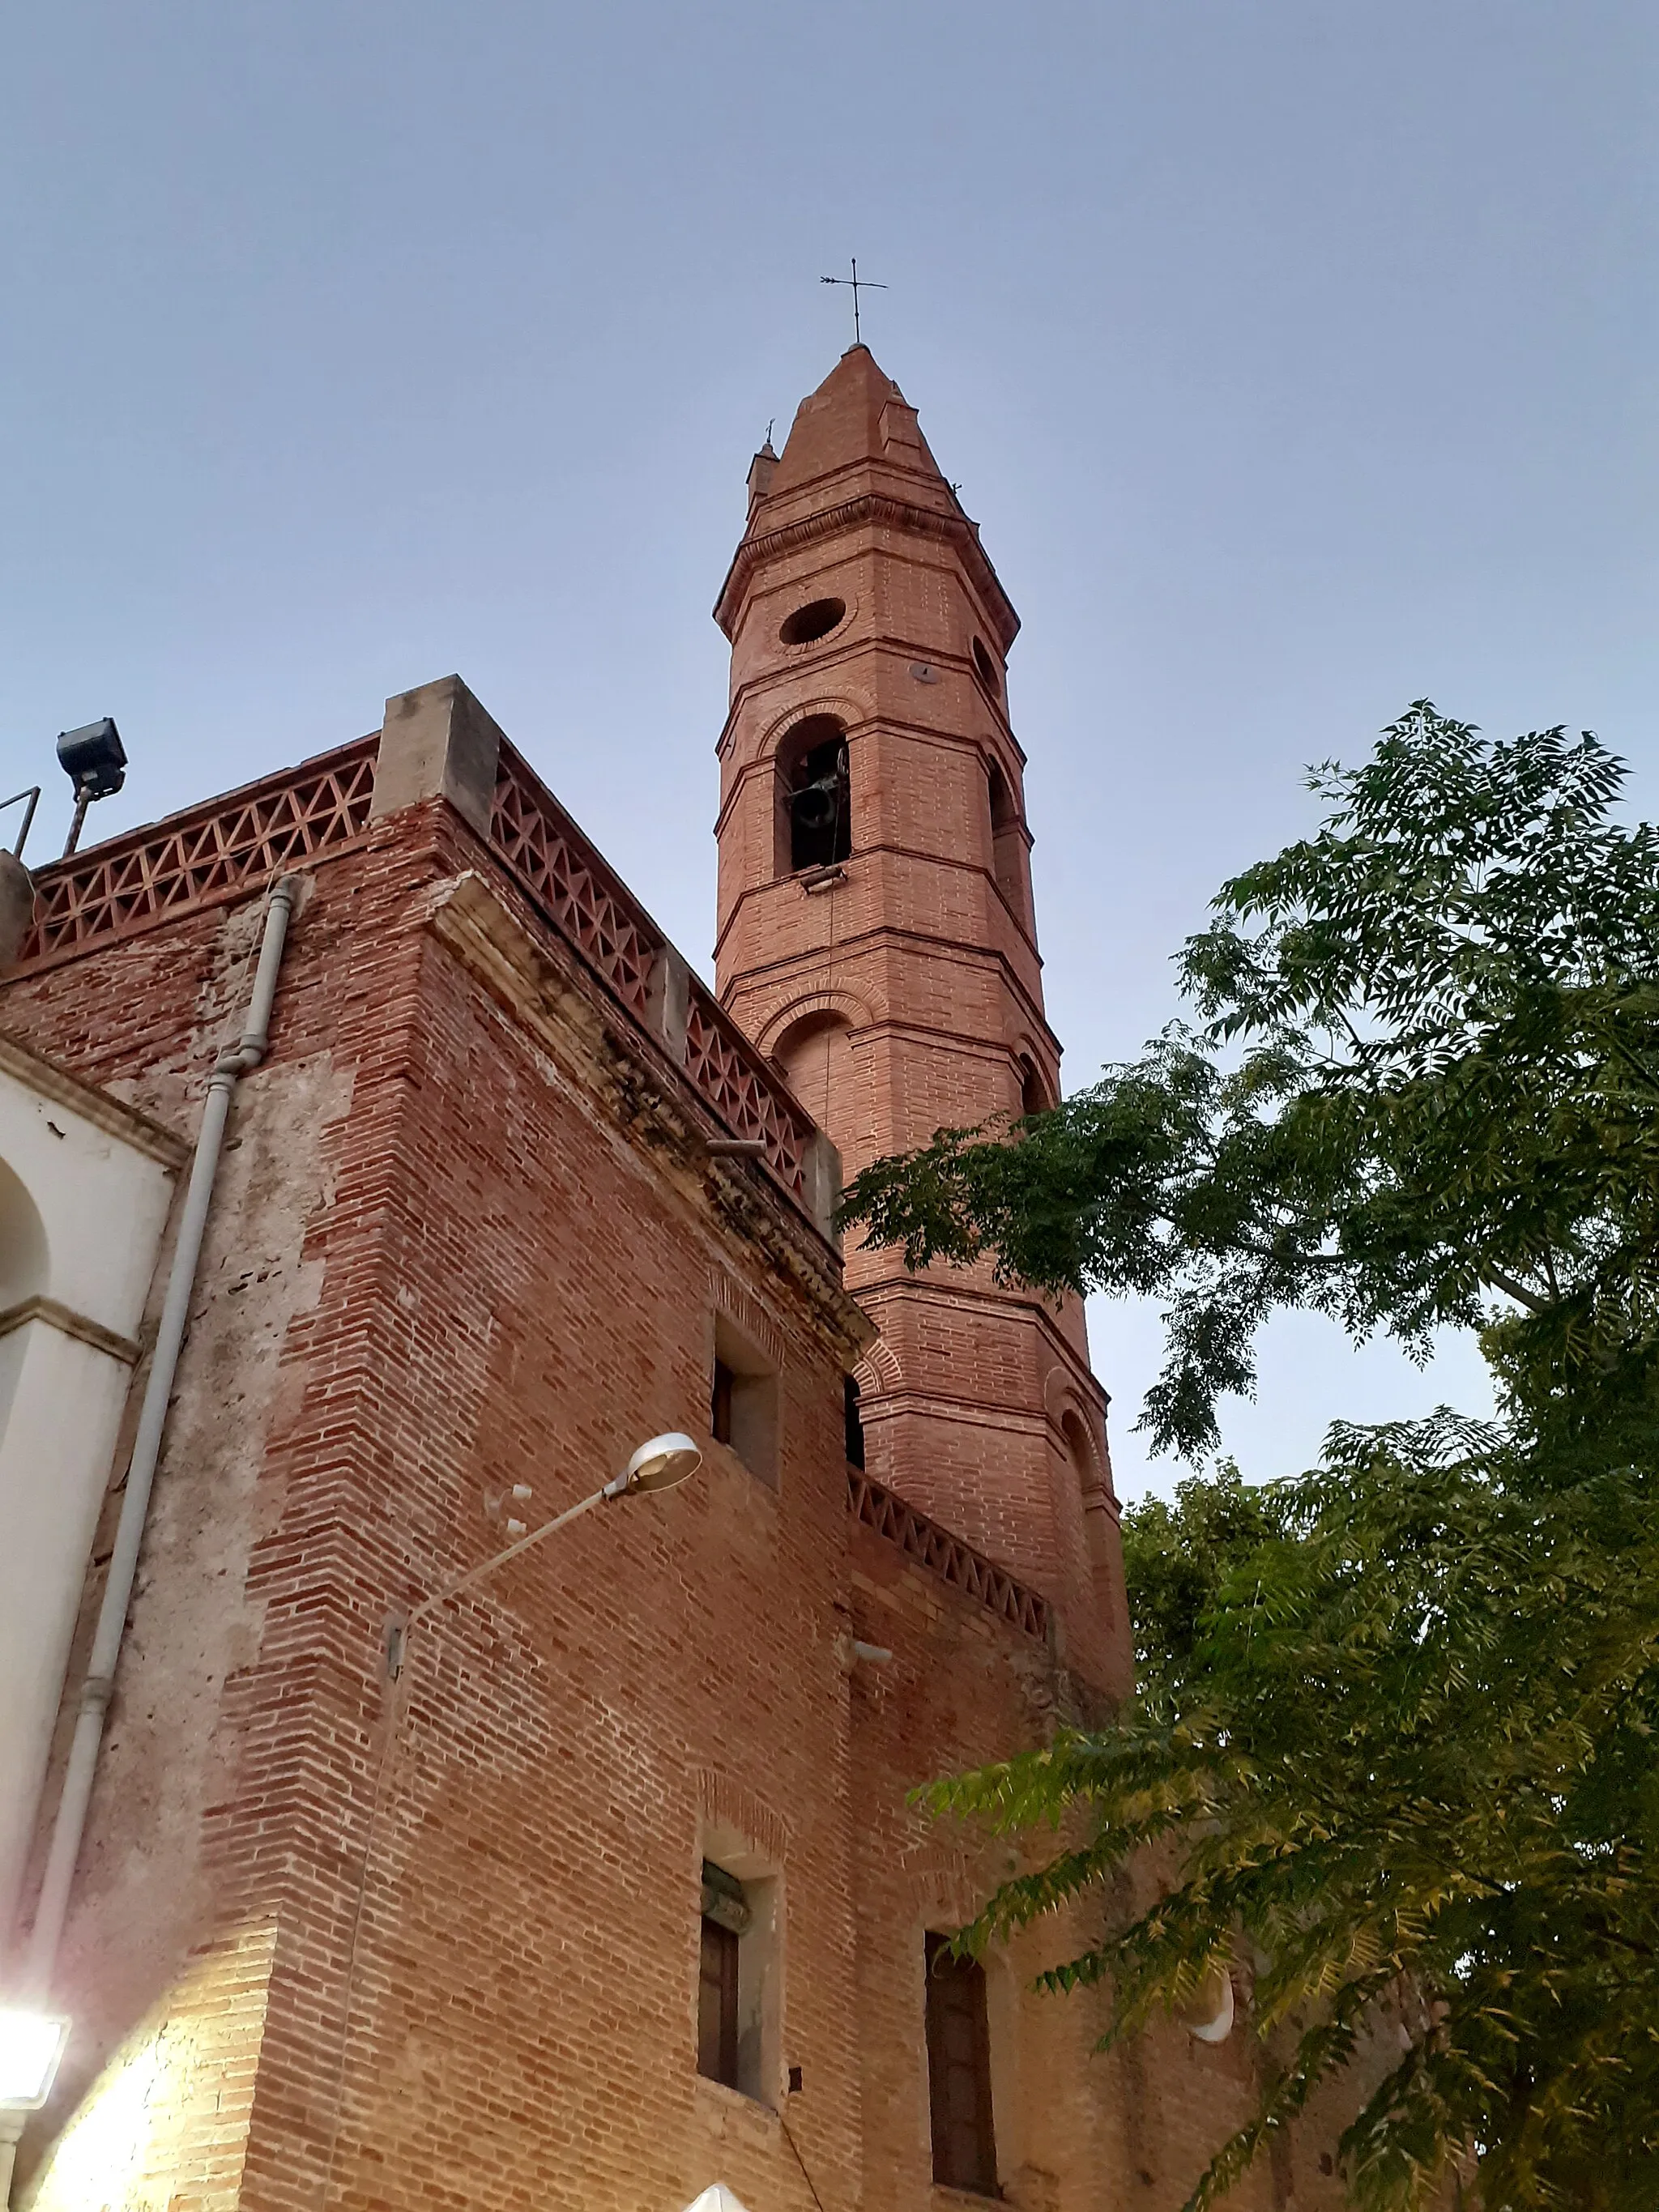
[
  {"left": 0, "top": 2009, "right": 70, "bottom": 2206},
  {"left": 0, "top": 1431, "right": 702, "bottom": 2202},
  {"left": 386, "top": 1431, "right": 702, "bottom": 1678},
  {"left": 0, "top": 2012, "right": 69, "bottom": 2113}
]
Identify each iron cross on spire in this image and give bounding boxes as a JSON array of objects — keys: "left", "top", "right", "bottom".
[{"left": 821, "top": 258, "right": 888, "bottom": 346}]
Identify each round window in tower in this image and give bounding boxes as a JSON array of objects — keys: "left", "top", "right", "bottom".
[
  {"left": 779, "top": 598, "right": 846, "bottom": 647},
  {"left": 972, "top": 637, "right": 1001, "bottom": 696}
]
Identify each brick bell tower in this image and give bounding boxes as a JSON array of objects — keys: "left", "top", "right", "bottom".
[{"left": 713, "top": 345, "right": 1131, "bottom": 1693}]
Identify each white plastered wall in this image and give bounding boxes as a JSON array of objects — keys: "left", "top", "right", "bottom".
[{"left": 0, "top": 1038, "right": 181, "bottom": 1950}]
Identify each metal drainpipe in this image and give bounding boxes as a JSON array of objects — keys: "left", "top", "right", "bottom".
[{"left": 0, "top": 876, "right": 299, "bottom": 2206}]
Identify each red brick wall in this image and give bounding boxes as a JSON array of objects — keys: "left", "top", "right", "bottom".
[{"left": 0, "top": 754, "right": 1346, "bottom": 2210}]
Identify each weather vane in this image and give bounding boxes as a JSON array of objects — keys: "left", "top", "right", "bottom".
[{"left": 821, "top": 258, "right": 888, "bottom": 347}]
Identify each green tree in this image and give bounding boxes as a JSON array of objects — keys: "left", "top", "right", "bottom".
[
  {"left": 1119, "top": 1459, "right": 1285, "bottom": 1694},
  {"left": 842, "top": 706, "right": 1659, "bottom": 2210}
]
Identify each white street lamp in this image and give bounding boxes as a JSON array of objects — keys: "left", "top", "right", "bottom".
[
  {"left": 0, "top": 2012, "right": 69, "bottom": 2112},
  {"left": 386, "top": 1431, "right": 702, "bottom": 1678},
  {"left": 0, "top": 2009, "right": 71, "bottom": 2201}
]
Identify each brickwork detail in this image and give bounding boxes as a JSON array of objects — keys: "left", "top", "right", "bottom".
[
  {"left": 18, "top": 739, "right": 377, "bottom": 968},
  {"left": 490, "top": 735, "right": 817, "bottom": 1202},
  {"left": 9, "top": 722, "right": 823, "bottom": 1222},
  {"left": 848, "top": 1468, "right": 1049, "bottom": 1639},
  {"left": 26, "top": 1920, "right": 277, "bottom": 2211},
  {"left": 488, "top": 739, "right": 658, "bottom": 1018},
  {"left": 683, "top": 995, "right": 809, "bottom": 1200},
  {"left": 692, "top": 1769, "right": 791, "bottom": 1861}
]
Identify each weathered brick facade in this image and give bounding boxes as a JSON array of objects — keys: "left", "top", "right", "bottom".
[{"left": 0, "top": 354, "right": 1342, "bottom": 2212}]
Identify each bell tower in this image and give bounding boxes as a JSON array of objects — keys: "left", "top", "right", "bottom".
[{"left": 713, "top": 347, "right": 1129, "bottom": 1691}]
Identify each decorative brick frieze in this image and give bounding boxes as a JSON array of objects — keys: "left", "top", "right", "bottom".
[
  {"left": 486, "top": 738, "right": 835, "bottom": 1233},
  {"left": 13, "top": 738, "right": 377, "bottom": 973},
  {"left": 6, "top": 710, "right": 837, "bottom": 1242},
  {"left": 847, "top": 1468, "right": 1049, "bottom": 1640}
]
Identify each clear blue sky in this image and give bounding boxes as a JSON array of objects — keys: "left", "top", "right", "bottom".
[{"left": 4, "top": 2, "right": 1653, "bottom": 1498}]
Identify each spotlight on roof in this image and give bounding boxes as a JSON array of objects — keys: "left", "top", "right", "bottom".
[
  {"left": 0, "top": 2007, "right": 70, "bottom": 2110},
  {"left": 56, "top": 717, "right": 126, "bottom": 858}
]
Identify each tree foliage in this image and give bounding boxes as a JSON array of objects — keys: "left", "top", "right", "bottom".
[{"left": 842, "top": 707, "right": 1659, "bottom": 2208}]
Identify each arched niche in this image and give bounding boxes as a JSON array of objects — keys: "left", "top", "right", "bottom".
[
  {"left": 984, "top": 759, "right": 1028, "bottom": 925},
  {"left": 0, "top": 1156, "right": 48, "bottom": 1436},
  {"left": 772, "top": 1007, "right": 855, "bottom": 1132},
  {"left": 1017, "top": 1054, "right": 1054, "bottom": 1119},
  {"left": 1060, "top": 1409, "right": 1102, "bottom": 1502},
  {"left": 1059, "top": 1403, "right": 1123, "bottom": 1645},
  {"left": 0, "top": 1153, "right": 48, "bottom": 1311}
]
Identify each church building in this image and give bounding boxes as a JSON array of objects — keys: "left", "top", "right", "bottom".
[{"left": 0, "top": 350, "right": 1335, "bottom": 2210}]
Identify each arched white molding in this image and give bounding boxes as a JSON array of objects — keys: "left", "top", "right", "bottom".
[
  {"left": 0, "top": 1035, "right": 183, "bottom": 1946},
  {"left": 0, "top": 1156, "right": 48, "bottom": 1312}
]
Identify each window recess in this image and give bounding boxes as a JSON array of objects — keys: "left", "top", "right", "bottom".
[
  {"left": 710, "top": 1315, "right": 779, "bottom": 1488},
  {"left": 697, "top": 1856, "right": 779, "bottom": 2105},
  {"left": 925, "top": 1931, "right": 999, "bottom": 2195},
  {"left": 698, "top": 1860, "right": 749, "bottom": 2088}
]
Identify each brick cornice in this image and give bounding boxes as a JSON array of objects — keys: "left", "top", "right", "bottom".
[
  {"left": 714, "top": 492, "right": 1020, "bottom": 652},
  {"left": 716, "top": 923, "right": 1060, "bottom": 1065},
  {"left": 852, "top": 1276, "right": 1104, "bottom": 1404}
]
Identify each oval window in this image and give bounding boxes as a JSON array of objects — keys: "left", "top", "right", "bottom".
[
  {"left": 972, "top": 637, "right": 1000, "bottom": 695},
  {"left": 779, "top": 598, "right": 846, "bottom": 647}
]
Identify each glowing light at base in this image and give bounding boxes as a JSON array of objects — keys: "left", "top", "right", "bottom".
[{"left": 0, "top": 2010, "right": 70, "bottom": 2109}]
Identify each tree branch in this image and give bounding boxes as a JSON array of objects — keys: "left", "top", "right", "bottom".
[
  {"left": 1601, "top": 1027, "right": 1659, "bottom": 1097},
  {"left": 1478, "top": 1263, "right": 1553, "bottom": 1315}
]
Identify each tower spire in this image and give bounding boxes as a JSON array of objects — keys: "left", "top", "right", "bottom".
[
  {"left": 714, "top": 347, "right": 1015, "bottom": 650},
  {"left": 710, "top": 354, "right": 1129, "bottom": 1694}
]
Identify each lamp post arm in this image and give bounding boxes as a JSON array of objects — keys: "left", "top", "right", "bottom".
[{"left": 387, "top": 1481, "right": 617, "bottom": 1676}]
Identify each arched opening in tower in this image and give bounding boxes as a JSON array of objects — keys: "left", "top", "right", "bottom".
[
  {"left": 1018, "top": 1055, "right": 1053, "bottom": 1119},
  {"left": 1062, "top": 1407, "right": 1120, "bottom": 1635},
  {"left": 985, "top": 761, "right": 1027, "bottom": 924},
  {"left": 776, "top": 716, "right": 851, "bottom": 875}
]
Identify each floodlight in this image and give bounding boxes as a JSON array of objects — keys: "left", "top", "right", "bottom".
[
  {"left": 0, "top": 2008, "right": 70, "bottom": 2109},
  {"left": 56, "top": 720, "right": 126, "bottom": 802},
  {"left": 56, "top": 718, "right": 126, "bottom": 857}
]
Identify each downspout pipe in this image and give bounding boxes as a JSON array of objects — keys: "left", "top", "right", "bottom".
[{"left": 0, "top": 878, "right": 298, "bottom": 2200}]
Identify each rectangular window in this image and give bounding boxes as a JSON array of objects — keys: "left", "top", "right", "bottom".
[
  {"left": 710, "top": 1317, "right": 778, "bottom": 1487},
  {"left": 711, "top": 1358, "right": 736, "bottom": 1447},
  {"left": 925, "top": 1932, "right": 998, "bottom": 2195},
  {"left": 698, "top": 1915, "right": 740, "bottom": 2087},
  {"left": 844, "top": 1375, "right": 865, "bottom": 1468}
]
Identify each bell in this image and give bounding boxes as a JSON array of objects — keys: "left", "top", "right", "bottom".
[{"left": 791, "top": 777, "right": 840, "bottom": 830}]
